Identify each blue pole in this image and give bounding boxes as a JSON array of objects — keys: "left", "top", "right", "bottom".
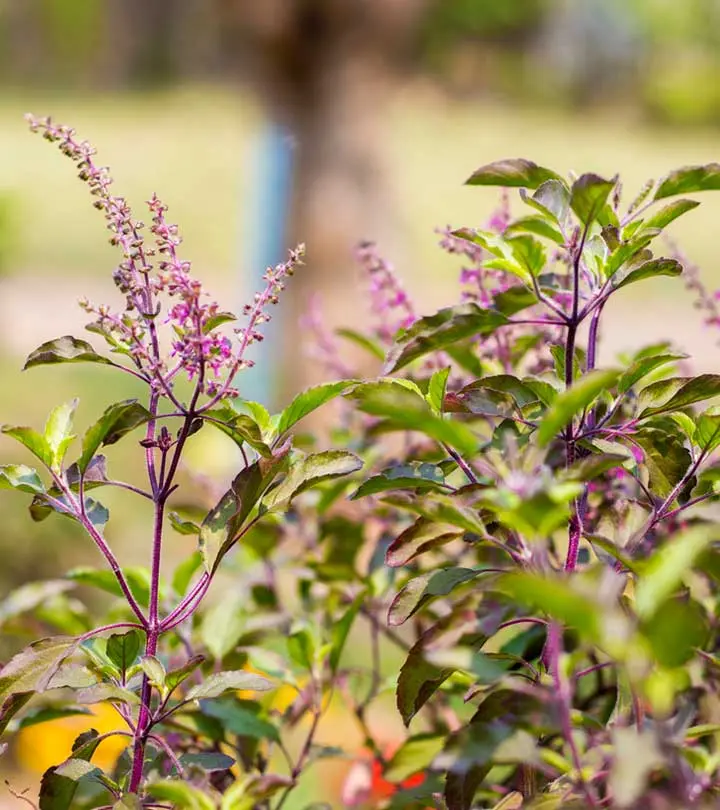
[{"left": 240, "top": 120, "right": 294, "bottom": 407}]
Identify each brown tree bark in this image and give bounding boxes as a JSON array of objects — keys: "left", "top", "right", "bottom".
[{"left": 217, "top": 0, "right": 430, "bottom": 397}]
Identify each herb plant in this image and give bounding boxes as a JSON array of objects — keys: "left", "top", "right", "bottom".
[{"left": 4, "top": 117, "right": 720, "bottom": 810}]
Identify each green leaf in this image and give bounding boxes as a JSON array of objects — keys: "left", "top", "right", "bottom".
[
  {"left": 203, "top": 406, "right": 272, "bottom": 458},
  {"left": 618, "top": 352, "right": 686, "bottom": 394},
  {"left": 105, "top": 630, "right": 142, "bottom": 677},
  {"left": 287, "top": 626, "right": 315, "bottom": 670},
  {"left": 2, "top": 425, "right": 52, "bottom": 468},
  {"left": 641, "top": 199, "right": 700, "bottom": 230},
  {"left": 23, "top": 336, "right": 112, "bottom": 370},
  {"left": 201, "top": 596, "right": 245, "bottom": 660},
  {"left": 639, "top": 374, "right": 720, "bottom": 418},
  {"left": 427, "top": 367, "right": 451, "bottom": 413},
  {"left": 202, "top": 311, "right": 237, "bottom": 333},
  {"left": 43, "top": 400, "right": 78, "bottom": 471},
  {"left": 185, "top": 670, "right": 274, "bottom": 700},
  {"left": 261, "top": 450, "right": 363, "bottom": 512},
  {"left": 635, "top": 525, "right": 720, "bottom": 619},
  {"left": 504, "top": 216, "right": 564, "bottom": 246},
  {"left": 388, "top": 568, "right": 485, "bottom": 627},
  {"left": 39, "top": 728, "right": 103, "bottom": 810},
  {"left": 0, "top": 464, "right": 45, "bottom": 494},
  {"left": 0, "top": 636, "right": 76, "bottom": 731},
  {"left": 654, "top": 163, "right": 720, "bottom": 199},
  {"left": 67, "top": 566, "right": 151, "bottom": 607},
  {"left": 570, "top": 174, "right": 616, "bottom": 226},
  {"left": 352, "top": 463, "right": 447, "bottom": 500},
  {"left": 165, "top": 655, "right": 205, "bottom": 693},
  {"left": 507, "top": 235, "right": 547, "bottom": 276},
  {"left": 536, "top": 369, "right": 619, "bottom": 447},
  {"left": 696, "top": 407, "right": 720, "bottom": 451},
  {"left": 201, "top": 698, "right": 280, "bottom": 742},
  {"left": 199, "top": 444, "right": 291, "bottom": 574},
  {"left": 169, "top": 511, "right": 200, "bottom": 536},
  {"left": 79, "top": 400, "right": 151, "bottom": 472},
  {"left": 144, "top": 781, "right": 216, "bottom": 810},
  {"left": 179, "top": 752, "right": 235, "bottom": 772},
  {"left": 277, "top": 381, "right": 357, "bottom": 434},
  {"left": 643, "top": 598, "right": 709, "bottom": 667},
  {"left": 385, "top": 304, "right": 509, "bottom": 372},
  {"left": 497, "top": 573, "right": 601, "bottom": 640},
  {"left": 336, "top": 327, "right": 386, "bottom": 360},
  {"left": 0, "top": 580, "right": 72, "bottom": 625},
  {"left": 139, "top": 655, "right": 166, "bottom": 691},
  {"left": 351, "top": 386, "right": 477, "bottom": 456},
  {"left": 612, "top": 258, "right": 682, "bottom": 291},
  {"left": 172, "top": 551, "right": 203, "bottom": 596},
  {"left": 521, "top": 179, "right": 571, "bottom": 221},
  {"left": 397, "top": 645, "right": 457, "bottom": 726},
  {"left": 386, "top": 518, "right": 460, "bottom": 568},
  {"left": 466, "top": 159, "right": 563, "bottom": 189},
  {"left": 384, "top": 734, "right": 445, "bottom": 782},
  {"left": 75, "top": 684, "right": 141, "bottom": 706},
  {"left": 18, "top": 706, "right": 92, "bottom": 729}
]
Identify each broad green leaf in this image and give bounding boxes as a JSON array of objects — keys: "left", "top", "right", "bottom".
[
  {"left": 536, "top": 369, "right": 619, "bottom": 447},
  {"left": 654, "top": 163, "right": 720, "bottom": 199},
  {"left": 144, "top": 781, "right": 216, "bottom": 810},
  {"left": 200, "top": 596, "right": 245, "bottom": 660},
  {"left": 2, "top": 425, "right": 52, "bottom": 468},
  {"left": 185, "top": 670, "right": 274, "bottom": 700},
  {"left": 504, "top": 216, "right": 564, "bottom": 246},
  {"left": 426, "top": 367, "right": 451, "bottom": 413},
  {"left": 139, "top": 655, "right": 166, "bottom": 691},
  {"left": 199, "top": 443, "right": 291, "bottom": 574},
  {"left": 0, "top": 464, "right": 45, "bottom": 494},
  {"left": 39, "top": 728, "right": 103, "bottom": 810},
  {"left": 201, "top": 698, "right": 280, "bottom": 742},
  {"left": 397, "top": 638, "right": 460, "bottom": 726},
  {"left": 458, "top": 375, "right": 541, "bottom": 411},
  {"left": 261, "top": 450, "right": 363, "bottom": 511},
  {"left": 641, "top": 199, "right": 700, "bottom": 230},
  {"left": 24, "top": 336, "right": 112, "bottom": 370},
  {"left": 508, "top": 234, "right": 547, "bottom": 276},
  {"left": 352, "top": 463, "right": 446, "bottom": 500},
  {"left": 203, "top": 406, "right": 272, "bottom": 458},
  {"left": 385, "top": 304, "right": 509, "bottom": 372},
  {"left": 635, "top": 525, "right": 720, "bottom": 619},
  {"left": 466, "top": 159, "right": 563, "bottom": 189},
  {"left": 643, "top": 598, "right": 709, "bottom": 667},
  {"left": 521, "top": 179, "right": 571, "bottom": 222},
  {"left": 618, "top": 352, "right": 686, "bottom": 394},
  {"left": 639, "top": 374, "right": 720, "bottom": 418},
  {"left": 165, "top": 655, "right": 205, "bottom": 693},
  {"left": 388, "top": 568, "right": 485, "bottom": 627},
  {"left": 276, "top": 381, "right": 358, "bottom": 434},
  {"left": 66, "top": 566, "right": 152, "bottom": 608},
  {"left": 386, "top": 518, "right": 460, "bottom": 568},
  {"left": 202, "top": 311, "right": 236, "bottom": 333},
  {"left": 497, "top": 573, "right": 601, "bottom": 640},
  {"left": 105, "top": 630, "right": 142, "bottom": 676},
  {"left": 18, "top": 706, "right": 92, "bottom": 729},
  {"left": 75, "top": 684, "right": 141, "bottom": 706},
  {"left": 613, "top": 258, "right": 682, "bottom": 291},
  {"left": 570, "top": 174, "right": 616, "bottom": 226},
  {"left": 78, "top": 400, "right": 151, "bottom": 472},
  {"left": 44, "top": 400, "right": 78, "bottom": 471},
  {"left": 695, "top": 407, "right": 720, "bottom": 452},
  {"left": 179, "top": 752, "right": 235, "bottom": 772},
  {"left": 172, "top": 551, "right": 203, "bottom": 596},
  {"left": 384, "top": 734, "right": 445, "bottom": 781},
  {"left": 351, "top": 386, "right": 478, "bottom": 456},
  {"left": 0, "top": 636, "right": 76, "bottom": 728}
]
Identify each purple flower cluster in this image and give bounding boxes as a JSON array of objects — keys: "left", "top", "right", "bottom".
[
  {"left": 354, "top": 241, "right": 416, "bottom": 343},
  {"left": 26, "top": 115, "right": 303, "bottom": 401}
]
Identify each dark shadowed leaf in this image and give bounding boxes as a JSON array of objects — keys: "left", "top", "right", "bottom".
[
  {"left": 386, "top": 518, "right": 460, "bottom": 568},
  {"left": 466, "top": 159, "right": 563, "bottom": 189},
  {"left": 643, "top": 598, "right": 709, "bottom": 667},
  {"left": 388, "top": 568, "right": 485, "bottom": 627},
  {"left": 200, "top": 698, "right": 280, "bottom": 742},
  {"left": 179, "top": 752, "right": 235, "bottom": 772},
  {"left": 352, "top": 463, "right": 447, "bottom": 500},
  {"left": 634, "top": 429, "right": 691, "bottom": 498},
  {"left": 397, "top": 647, "right": 457, "bottom": 726},
  {"left": 24, "top": 336, "right": 112, "bottom": 370},
  {"left": 39, "top": 728, "right": 103, "bottom": 810},
  {"left": 654, "top": 163, "right": 720, "bottom": 199},
  {"left": 203, "top": 405, "right": 272, "bottom": 458},
  {"left": 106, "top": 630, "right": 142, "bottom": 677},
  {"left": 79, "top": 400, "right": 151, "bottom": 472},
  {"left": 18, "top": 706, "right": 92, "bottom": 729}
]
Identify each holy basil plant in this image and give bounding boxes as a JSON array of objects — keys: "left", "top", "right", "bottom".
[{"left": 337, "top": 159, "right": 720, "bottom": 810}]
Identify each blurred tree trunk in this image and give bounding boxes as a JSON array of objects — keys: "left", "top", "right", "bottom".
[{"left": 217, "top": 0, "right": 430, "bottom": 396}]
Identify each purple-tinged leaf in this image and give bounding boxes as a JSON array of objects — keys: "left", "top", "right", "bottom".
[
  {"left": 654, "top": 163, "right": 720, "bottom": 200},
  {"left": 465, "top": 159, "right": 563, "bottom": 189},
  {"left": 23, "top": 335, "right": 112, "bottom": 370}
]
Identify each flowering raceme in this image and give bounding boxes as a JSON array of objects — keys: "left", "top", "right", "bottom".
[{"left": 26, "top": 115, "right": 303, "bottom": 401}]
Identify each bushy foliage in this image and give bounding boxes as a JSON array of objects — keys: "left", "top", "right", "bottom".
[{"left": 3, "top": 120, "right": 720, "bottom": 810}]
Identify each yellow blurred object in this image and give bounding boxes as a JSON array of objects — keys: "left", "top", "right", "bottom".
[{"left": 16, "top": 703, "right": 129, "bottom": 774}]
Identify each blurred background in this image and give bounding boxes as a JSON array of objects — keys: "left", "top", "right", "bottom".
[{"left": 3, "top": 0, "right": 720, "bottom": 804}]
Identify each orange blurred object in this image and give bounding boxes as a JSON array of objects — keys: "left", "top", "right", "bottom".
[{"left": 15, "top": 703, "right": 128, "bottom": 774}]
